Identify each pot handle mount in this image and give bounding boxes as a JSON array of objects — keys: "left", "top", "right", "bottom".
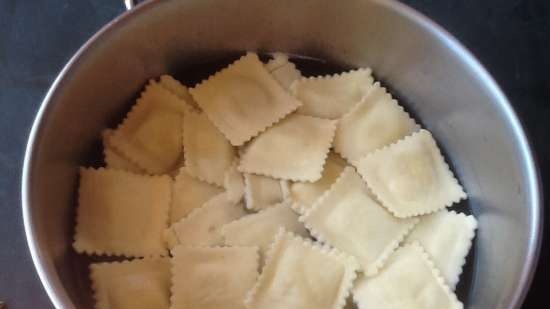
[{"left": 124, "top": 0, "right": 139, "bottom": 10}]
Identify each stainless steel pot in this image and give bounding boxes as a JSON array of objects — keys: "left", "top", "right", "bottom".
[{"left": 22, "top": 0, "right": 542, "bottom": 308}]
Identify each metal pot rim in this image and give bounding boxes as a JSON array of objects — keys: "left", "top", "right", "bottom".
[{"left": 21, "top": 1, "right": 543, "bottom": 308}]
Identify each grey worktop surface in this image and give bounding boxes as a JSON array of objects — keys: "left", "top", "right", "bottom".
[{"left": 1, "top": 1, "right": 548, "bottom": 308}]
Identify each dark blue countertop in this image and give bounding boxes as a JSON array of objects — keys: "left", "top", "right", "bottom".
[{"left": 0, "top": 1, "right": 548, "bottom": 308}]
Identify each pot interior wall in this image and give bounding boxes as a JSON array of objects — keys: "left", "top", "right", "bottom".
[{"left": 27, "top": 0, "right": 538, "bottom": 308}]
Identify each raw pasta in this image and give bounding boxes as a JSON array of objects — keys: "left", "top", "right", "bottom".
[
  {"left": 406, "top": 210, "right": 477, "bottom": 289},
  {"left": 333, "top": 82, "right": 418, "bottom": 162},
  {"left": 291, "top": 68, "right": 373, "bottom": 119},
  {"left": 102, "top": 129, "right": 145, "bottom": 174},
  {"left": 110, "top": 81, "right": 189, "bottom": 174},
  {"left": 183, "top": 111, "right": 235, "bottom": 187},
  {"left": 91, "top": 258, "right": 171, "bottom": 309},
  {"left": 74, "top": 168, "right": 171, "bottom": 257},
  {"left": 170, "top": 167, "right": 223, "bottom": 224},
  {"left": 222, "top": 202, "right": 308, "bottom": 258},
  {"left": 245, "top": 229, "right": 359, "bottom": 309},
  {"left": 75, "top": 56, "right": 476, "bottom": 309},
  {"left": 239, "top": 114, "right": 337, "bottom": 182},
  {"left": 171, "top": 246, "right": 259, "bottom": 309},
  {"left": 356, "top": 129, "right": 467, "bottom": 218},
  {"left": 289, "top": 152, "right": 346, "bottom": 214},
  {"left": 190, "top": 52, "right": 301, "bottom": 146},
  {"left": 352, "top": 242, "right": 463, "bottom": 309},
  {"left": 164, "top": 193, "right": 246, "bottom": 248},
  {"left": 244, "top": 173, "right": 286, "bottom": 211},
  {"left": 301, "top": 167, "right": 418, "bottom": 275}
]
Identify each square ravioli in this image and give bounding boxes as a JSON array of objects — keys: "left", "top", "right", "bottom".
[
  {"left": 184, "top": 111, "right": 236, "bottom": 187},
  {"left": 289, "top": 152, "right": 347, "bottom": 214},
  {"left": 333, "top": 82, "right": 418, "bottom": 162},
  {"left": 164, "top": 193, "right": 246, "bottom": 249},
  {"left": 159, "top": 74, "right": 199, "bottom": 109},
  {"left": 110, "top": 81, "right": 189, "bottom": 174},
  {"left": 74, "top": 168, "right": 171, "bottom": 257},
  {"left": 102, "top": 129, "right": 145, "bottom": 174},
  {"left": 301, "top": 167, "right": 418, "bottom": 275},
  {"left": 406, "top": 210, "right": 477, "bottom": 289},
  {"left": 265, "top": 53, "right": 302, "bottom": 90},
  {"left": 352, "top": 243, "right": 462, "bottom": 309},
  {"left": 239, "top": 114, "right": 337, "bottom": 182},
  {"left": 245, "top": 230, "right": 359, "bottom": 309},
  {"left": 356, "top": 129, "right": 467, "bottom": 218},
  {"left": 171, "top": 246, "right": 259, "bottom": 309},
  {"left": 222, "top": 202, "right": 308, "bottom": 258},
  {"left": 244, "top": 173, "right": 286, "bottom": 211},
  {"left": 190, "top": 52, "right": 301, "bottom": 146},
  {"left": 91, "top": 258, "right": 171, "bottom": 309},
  {"left": 224, "top": 162, "right": 246, "bottom": 204},
  {"left": 291, "top": 68, "right": 373, "bottom": 119},
  {"left": 170, "top": 167, "right": 224, "bottom": 224}
]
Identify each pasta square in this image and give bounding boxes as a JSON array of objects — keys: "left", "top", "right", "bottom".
[
  {"left": 264, "top": 53, "right": 291, "bottom": 71},
  {"left": 110, "top": 81, "right": 189, "bottom": 174},
  {"left": 356, "top": 129, "right": 467, "bottom": 218},
  {"left": 265, "top": 54, "right": 302, "bottom": 90},
  {"left": 224, "top": 162, "right": 246, "bottom": 204},
  {"left": 183, "top": 111, "right": 236, "bottom": 187},
  {"left": 170, "top": 167, "right": 224, "bottom": 224},
  {"left": 333, "top": 82, "right": 418, "bottom": 162},
  {"left": 74, "top": 168, "right": 171, "bottom": 257},
  {"left": 222, "top": 202, "right": 308, "bottom": 258},
  {"left": 406, "top": 210, "right": 477, "bottom": 289},
  {"left": 159, "top": 74, "right": 199, "bottom": 109},
  {"left": 244, "top": 173, "right": 285, "bottom": 211},
  {"left": 171, "top": 246, "right": 259, "bottom": 309},
  {"left": 301, "top": 167, "right": 418, "bottom": 276},
  {"left": 289, "top": 152, "right": 346, "bottom": 214},
  {"left": 239, "top": 114, "right": 337, "bottom": 182},
  {"left": 352, "top": 243, "right": 463, "bottom": 309},
  {"left": 245, "top": 230, "right": 359, "bottom": 309},
  {"left": 102, "top": 129, "right": 145, "bottom": 174},
  {"left": 91, "top": 258, "right": 171, "bottom": 309},
  {"left": 291, "top": 69, "right": 373, "bottom": 119},
  {"left": 190, "top": 52, "right": 301, "bottom": 146},
  {"left": 164, "top": 193, "right": 246, "bottom": 249}
]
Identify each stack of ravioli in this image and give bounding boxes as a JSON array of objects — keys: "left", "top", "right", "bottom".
[{"left": 74, "top": 52, "right": 477, "bottom": 309}]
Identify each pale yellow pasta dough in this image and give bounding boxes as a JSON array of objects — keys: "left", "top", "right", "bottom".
[
  {"left": 239, "top": 114, "right": 337, "bottom": 182},
  {"left": 190, "top": 52, "right": 301, "bottom": 146},
  {"left": 159, "top": 74, "right": 199, "bottom": 109},
  {"left": 224, "top": 162, "right": 246, "bottom": 204},
  {"left": 170, "top": 167, "right": 223, "bottom": 224},
  {"left": 356, "top": 129, "right": 467, "bottom": 218},
  {"left": 102, "top": 129, "right": 145, "bottom": 174},
  {"left": 244, "top": 173, "right": 285, "bottom": 211},
  {"left": 91, "top": 258, "right": 171, "bottom": 309},
  {"left": 245, "top": 230, "right": 359, "bottom": 309},
  {"left": 110, "top": 82, "right": 188, "bottom": 174},
  {"left": 334, "top": 82, "right": 418, "bottom": 162},
  {"left": 164, "top": 193, "right": 246, "bottom": 248},
  {"left": 289, "top": 152, "right": 346, "bottom": 213},
  {"left": 406, "top": 210, "right": 477, "bottom": 289},
  {"left": 265, "top": 55, "right": 301, "bottom": 90},
  {"left": 74, "top": 168, "right": 171, "bottom": 257},
  {"left": 291, "top": 68, "right": 373, "bottom": 119},
  {"left": 301, "top": 167, "right": 418, "bottom": 276},
  {"left": 222, "top": 202, "right": 308, "bottom": 258},
  {"left": 183, "top": 111, "right": 236, "bottom": 187},
  {"left": 171, "top": 246, "right": 259, "bottom": 309},
  {"left": 352, "top": 243, "right": 463, "bottom": 309},
  {"left": 265, "top": 53, "right": 291, "bottom": 71}
]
